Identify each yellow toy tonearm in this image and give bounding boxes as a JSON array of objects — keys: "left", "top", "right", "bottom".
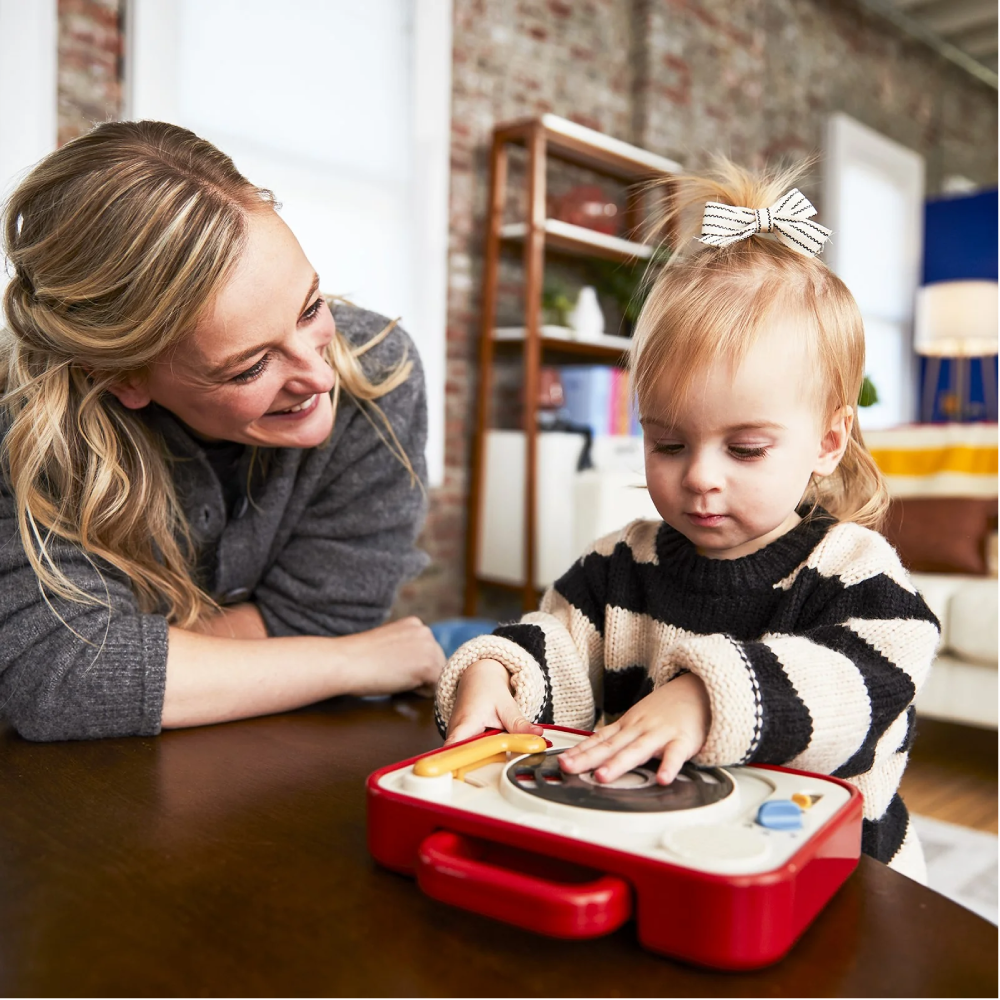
[{"left": 413, "top": 733, "right": 548, "bottom": 780}]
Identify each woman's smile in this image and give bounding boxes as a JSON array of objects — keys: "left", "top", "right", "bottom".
[{"left": 265, "top": 393, "right": 320, "bottom": 418}]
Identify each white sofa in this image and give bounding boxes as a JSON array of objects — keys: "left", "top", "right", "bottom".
[
  {"left": 911, "top": 572, "right": 998, "bottom": 729},
  {"left": 864, "top": 424, "right": 998, "bottom": 731}
]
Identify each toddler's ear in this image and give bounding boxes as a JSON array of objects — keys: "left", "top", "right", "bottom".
[{"left": 814, "top": 405, "right": 854, "bottom": 477}]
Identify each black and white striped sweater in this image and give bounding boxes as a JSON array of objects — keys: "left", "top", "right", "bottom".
[{"left": 436, "top": 512, "right": 940, "bottom": 880}]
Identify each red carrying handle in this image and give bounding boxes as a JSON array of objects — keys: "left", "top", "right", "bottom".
[{"left": 415, "top": 830, "right": 632, "bottom": 939}]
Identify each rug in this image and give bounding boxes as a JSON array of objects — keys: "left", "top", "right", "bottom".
[{"left": 911, "top": 814, "right": 998, "bottom": 925}]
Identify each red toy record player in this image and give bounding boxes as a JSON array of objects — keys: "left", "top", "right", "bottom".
[{"left": 367, "top": 726, "right": 863, "bottom": 970}]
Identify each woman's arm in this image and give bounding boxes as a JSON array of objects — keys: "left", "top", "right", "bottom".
[
  {"left": 0, "top": 499, "right": 441, "bottom": 740},
  {"left": 189, "top": 603, "right": 269, "bottom": 639},
  {"left": 162, "top": 615, "right": 443, "bottom": 728}
]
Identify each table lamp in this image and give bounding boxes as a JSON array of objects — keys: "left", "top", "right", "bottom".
[{"left": 915, "top": 279, "right": 999, "bottom": 422}]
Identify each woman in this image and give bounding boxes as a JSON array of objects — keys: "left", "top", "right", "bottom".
[{"left": 0, "top": 121, "right": 443, "bottom": 741}]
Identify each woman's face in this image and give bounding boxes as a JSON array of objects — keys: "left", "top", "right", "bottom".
[{"left": 111, "top": 208, "right": 337, "bottom": 448}]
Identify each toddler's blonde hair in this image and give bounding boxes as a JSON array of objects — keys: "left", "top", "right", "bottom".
[{"left": 631, "top": 158, "right": 888, "bottom": 529}]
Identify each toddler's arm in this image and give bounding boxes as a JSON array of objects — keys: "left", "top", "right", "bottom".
[
  {"left": 669, "top": 527, "right": 939, "bottom": 780},
  {"left": 561, "top": 523, "right": 939, "bottom": 870},
  {"left": 435, "top": 534, "right": 616, "bottom": 740}
]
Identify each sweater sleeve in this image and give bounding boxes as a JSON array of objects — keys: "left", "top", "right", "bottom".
[
  {"left": 253, "top": 318, "right": 430, "bottom": 638},
  {"left": 434, "top": 534, "right": 617, "bottom": 734},
  {"left": 0, "top": 494, "right": 168, "bottom": 741},
  {"left": 652, "top": 523, "right": 939, "bottom": 781}
]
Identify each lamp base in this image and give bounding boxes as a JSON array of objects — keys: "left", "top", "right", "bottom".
[{"left": 919, "top": 355, "right": 998, "bottom": 423}]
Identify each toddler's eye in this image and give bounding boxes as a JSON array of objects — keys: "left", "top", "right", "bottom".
[
  {"left": 652, "top": 443, "right": 683, "bottom": 455},
  {"left": 730, "top": 445, "right": 768, "bottom": 460}
]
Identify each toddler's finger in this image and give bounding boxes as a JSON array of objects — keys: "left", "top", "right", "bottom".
[
  {"left": 496, "top": 702, "right": 543, "bottom": 737},
  {"left": 444, "top": 718, "right": 487, "bottom": 745},
  {"left": 656, "top": 740, "right": 691, "bottom": 784},
  {"left": 561, "top": 722, "right": 619, "bottom": 757},
  {"left": 559, "top": 724, "right": 628, "bottom": 773},
  {"left": 593, "top": 733, "right": 663, "bottom": 785}
]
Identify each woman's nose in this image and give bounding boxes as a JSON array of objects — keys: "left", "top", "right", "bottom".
[{"left": 287, "top": 336, "right": 335, "bottom": 395}]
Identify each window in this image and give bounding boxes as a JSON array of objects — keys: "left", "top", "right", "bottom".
[
  {"left": 0, "top": 0, "right": 57, "bottom": 301},
  {"left": 823, "top": 113, "right": 925, "bottom": 429},
  {"left": 128, "top": 0, "right": 452, "bottom": 482}
]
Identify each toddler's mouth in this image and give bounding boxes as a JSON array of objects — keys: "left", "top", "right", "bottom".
[{"left": 686, "top": 512, "right": 727, "bottom": 527}]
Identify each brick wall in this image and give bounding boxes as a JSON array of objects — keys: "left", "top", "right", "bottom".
[
  {"left": 54, "top": 0, "right": 998, "bottom": 626},
  {"left": 395, "top": 0, "right": 998, "bottom": 625},
  {"left": 57, "top": 0, "right": 124, "bottom": 145},
  {"left": 635, "top": 0, "right": 998, "bottom": 193}
]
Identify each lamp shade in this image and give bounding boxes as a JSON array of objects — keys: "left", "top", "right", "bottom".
[{"left": 914, "top": 280, "right": 999, "bottom": 357}]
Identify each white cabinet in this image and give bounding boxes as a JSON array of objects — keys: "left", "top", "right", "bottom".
[{"left": 478, "top": 430, "right": 660, "bottom": 589}]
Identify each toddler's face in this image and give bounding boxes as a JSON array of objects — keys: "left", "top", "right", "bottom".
[{"left": 641, "top": 316, "right": 850, "bottom": 560}]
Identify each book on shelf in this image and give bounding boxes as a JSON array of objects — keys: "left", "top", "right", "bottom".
[{"left": 553, "top": 365, "right": 641, "bottom": 438}]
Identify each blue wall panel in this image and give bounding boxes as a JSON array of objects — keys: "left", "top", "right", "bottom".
[{"left": 919, "top": 189, "right": 998, "bottom": 423}]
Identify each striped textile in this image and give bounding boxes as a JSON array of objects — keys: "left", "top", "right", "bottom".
[
  {"left": 698, "top": 188, "right": 832, "bottom": 257},
  {"left": 865, "top": 423, "right": 999, "bottom": 499},
  {"left": 436, "top": 512, "right": 940, "bottom": 880}
]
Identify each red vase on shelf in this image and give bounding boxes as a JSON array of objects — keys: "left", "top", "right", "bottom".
[{"left": 555, "top": 185, "right": 620, "bottom": 236}]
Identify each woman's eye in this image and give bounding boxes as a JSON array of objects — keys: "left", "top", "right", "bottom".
[
  {"left": 300, "top": 296, "right": 325, "bottom": 322},
  {"left": 730, "top": 445, "right": 768, "bottom": 460},
  {"left": 231, "top": 354, "right": 270, "bottom": 384}
]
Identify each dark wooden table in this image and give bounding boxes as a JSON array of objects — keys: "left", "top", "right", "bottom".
[{"left": 1, "top": 695, "right": 996, "bottom": 997}]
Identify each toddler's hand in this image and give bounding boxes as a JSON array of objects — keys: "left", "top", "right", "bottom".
[
  {"left": 444, "top": 658, "right": 544, "bottom": 745},
  {"left": 559, "top": 673, "right": 711, "bottom": 784}
]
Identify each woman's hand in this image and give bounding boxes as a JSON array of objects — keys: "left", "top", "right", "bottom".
[
  {"left": 558, "top": 673, "right": 711, "bottom": 784},
  {"left": 444, "top": 658, "right": 543, "bottom": 745},
  {"left": 335, "top": 616, "right": 445, "bottom": 696}
]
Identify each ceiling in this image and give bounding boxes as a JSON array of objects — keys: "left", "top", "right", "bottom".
[{"left": 863, "top": 0, "right": 998, "bottom": 85}]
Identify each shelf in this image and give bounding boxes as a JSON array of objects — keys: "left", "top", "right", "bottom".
[
  {"left": 474, "top": 575, "right": 543, "bottom": 595},
  {"left": 494, "top": 325, "right": 575, "bottom": 341},
  {"left": 500, "top": 219, "right": 654, "bottom": 263},
  {"left": 497, "top": 113, "right": 682, "bottom": 180},
  {"left": 467, "top": 116, "right": 674, "bottom": 616},
  {"left": 493, "top": 327, "right": 631, "bottom": 362}
]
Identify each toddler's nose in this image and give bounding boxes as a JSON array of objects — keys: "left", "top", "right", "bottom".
[{"left": 682, "top": 453, "right": 724, "bottom": 493}]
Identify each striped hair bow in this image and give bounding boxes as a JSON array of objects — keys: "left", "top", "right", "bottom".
[{"left": 698, "top": 188, "right": 832, "bottom": 257}]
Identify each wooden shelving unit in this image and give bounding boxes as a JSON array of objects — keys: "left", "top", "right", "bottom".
[
  {"left": 463, "top": 114, "right": 679, "bottom": 614},
  {"left": 499, "top": 219, "right": 656, "bottom": 262}
]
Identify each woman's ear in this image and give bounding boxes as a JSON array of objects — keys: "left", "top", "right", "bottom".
[
  {"left": 106, "top": 373, "right": 152, "bottom": 410},
  {"left": 814, "top": 405, "right": 854, "bottom": 477}
]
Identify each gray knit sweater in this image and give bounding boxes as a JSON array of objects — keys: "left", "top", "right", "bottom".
[{"left": 0, "top": 305, "right": 429, "bottom": 741}]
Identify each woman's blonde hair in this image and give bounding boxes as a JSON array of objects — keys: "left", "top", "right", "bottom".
[
  {"left": 1, "top": 120, "right": 413, "bottom": 627},
  {"left": 631, "top": 158, "right": 889, "bottom": 530}
]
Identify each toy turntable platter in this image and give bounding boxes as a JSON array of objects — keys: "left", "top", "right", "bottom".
[{"left": 504, "top": 747, "right": 734, "bottom": 812}]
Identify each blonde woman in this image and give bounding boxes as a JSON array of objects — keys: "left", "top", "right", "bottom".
[{"left": 0, "top": 121, "right": 443, "bottom": 741}]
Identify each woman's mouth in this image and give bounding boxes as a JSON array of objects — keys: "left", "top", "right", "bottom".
[
  {"left": 265, "top": 394, "right": 320, "bottom": 419},
  {"left": 686, "top": 512, "right": 726, "bottom": 528}
]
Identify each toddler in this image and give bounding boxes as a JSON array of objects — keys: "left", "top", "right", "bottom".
[{"left": 436, "top": 160, "right": 939, "bottom": 882}]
